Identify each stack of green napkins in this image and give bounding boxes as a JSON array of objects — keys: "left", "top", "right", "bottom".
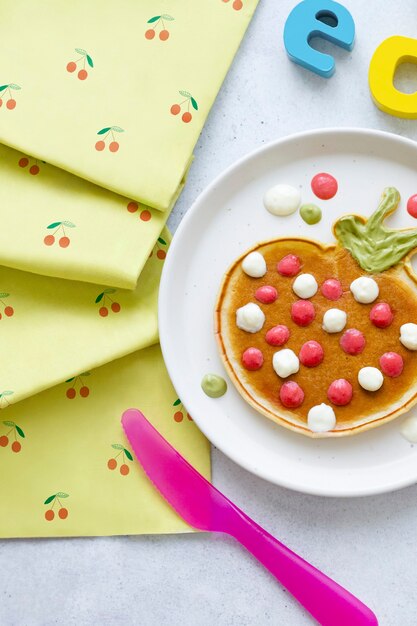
[{"left": 0, "top": 0, "right": 258, "bottom": 537}]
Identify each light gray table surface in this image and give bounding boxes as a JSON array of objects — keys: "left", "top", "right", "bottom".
[{"left": 2, "top": 2, "right": 417, "bottom": 625}]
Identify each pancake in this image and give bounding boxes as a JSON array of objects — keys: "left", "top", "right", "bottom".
[{"left": 214, "top": 188, "right": 417, "bottom": 437}]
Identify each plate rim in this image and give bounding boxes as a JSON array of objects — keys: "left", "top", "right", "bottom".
[{"left": 159, "top": 127, "right": 417, "bottom": 497}]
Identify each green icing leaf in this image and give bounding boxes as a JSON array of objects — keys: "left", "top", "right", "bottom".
[
  {"left": 62, "top": 221, "right": 76, "bottom": 228},
  {"left": 158, "top": 237, "right": 167, "bottom": 245},
  {"left": 15, "top": 425, "right": 25, "bottom": 438},
  {"left": 111, "top": 443, "right": 124, "bottom": 450},
  {"left": 2, "top": 420, "right": 15, "bottom": 427},
  {"left": 179, "top": 90, "right": 191, "bottom": 98},
  {"left": 47, "top": 222, "right": 62, "bottom": 229},
  {"left": 65, "top": 377, "right": 75, "bottom": 383},
  {"left": 75, "top": 48, "right": 87, "bottom": 55},
  {"left": 190, "top": 97, "right": 198, "bottom": 111},
  {"left": 86, "top": 55, "right": 94, "bottom": 68},
  {"left": 334, "top": 187, "right": 417, "bottom": 273},
  {"left": 95, "top": 292, "right": 104, "bottom": 303},
  {"left": 161, "top": 14, "right": 174, "bottom": 20},
  {"left": 9, "top": 84, "right": 21, "bottom": 90},
  {"left": 104, "top": 288, "right": 116, "bottom": 294},
  {"left": 97, "top": 127, "right": 111, "bottom": 135},
  {"left": 124, "top": 449, "right": 133, "bottom": 461},
  {"left": 44, "top": 494, "right": 56, "bottom": 505},
  {"left": 111, "top": 126, "right": 124, "bottom": 133},
  {"left": 0, "top": 85, "right": 8, "bottom": 92},
  {"left": 147, "top": 16, "right": 161, "bottom": 23},
  {"left": 56, "top": 492, "right": 69, "bottom": 498},
  {"left": 173, "top": 399, "right": 181, "bottom": 406}
]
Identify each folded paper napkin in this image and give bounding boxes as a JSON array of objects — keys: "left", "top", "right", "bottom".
[
  {"left": 0, "top": 0, "right": 259, "bottom": 287},
  {"left": 0, "top": 344, "right": 210, "bottom": 538}
]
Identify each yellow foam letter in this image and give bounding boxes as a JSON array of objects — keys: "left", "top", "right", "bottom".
[{"left": 369, "top": 36, "right": 417, "bottom": 119}]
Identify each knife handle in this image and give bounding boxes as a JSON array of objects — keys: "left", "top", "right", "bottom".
[{"left": 222, "top": 504, "right": 378, "bottom": 626}]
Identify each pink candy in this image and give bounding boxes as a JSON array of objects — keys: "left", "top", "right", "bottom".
[
  {"left": 277, "top": 254, "right": 301, "bottom": 277},
  {"left": 407, "top": 194, "right": 417, "bottom": 219},
  {"left": 379, "top": 352, "right": 403, "bottom": 378},
  {"left": 291, "top": 300, "right": 316, "bottom": 326},
  {"left": 265, "top": 325, "right": 290, "bottom": 346},
  {"left": 321, "top": 278, "right": 343, "bottom": 301},
  {"left": 255, "top": 285, "right": 278, "bottom": 304},
  {"left": 370, "top": 303, "right": 393, "bottom": 329},
  {"left": 311, "top": 172, "right": 338, "bottom": 200},
  {"left": 340, "top": 329, "right": 366, "bottom": 355},
  {"left": 299, "top": 340, "right": 324, "bottom": 367},
  {"left": 241, "top": 347, "right": 264, "bottom": 371},
  {"left": 279, "top": 381, "right": 305, "bottom": 408},
  {"left": 327, "top": 379, "right": 353, "bottom": 406}
]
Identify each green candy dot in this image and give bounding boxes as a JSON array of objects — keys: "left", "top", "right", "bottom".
[
  {"left": 300, "top": 203, "right": 322, "bottom": 225},
  {"left": 201, "top": 374, "right": 227, "bottom": 398}
]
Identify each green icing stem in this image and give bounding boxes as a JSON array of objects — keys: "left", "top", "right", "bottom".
[
  {"left": 334, "top": 187, "right": 417, "bottom": 273},
  {"left": 201, "top": 374, "right": 227, "bottom": 398},
  {"left": 300, "top": 203, "right": 322, "bottom": 225}
]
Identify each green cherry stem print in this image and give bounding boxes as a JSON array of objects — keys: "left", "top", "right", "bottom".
[
  {"left": 222, "top": 0, "right": 244, "bottom": 11},
  {"left": 107, "top": 444, "right": 133, "bottom": 475},
  {"left": 65, "top": 372, "right": 91, "bottom": 399},
  {"left": 173, "top": 398, "right": 193, "bottom": 422},
  {"left": 95, "top": 126, "right": 124, "bottom": 153},
  {"left": 0, "top": 292, "right": 14, "bottom": 320},
  {"left": 95, "top": 288, "right": 121, "bottom": 317},
  {"left": 0, "top": 390, "right": 13, "bottom": 409},
  {"left": 44, "top": 492, "right": 69, "bottom": 521},
  {"left": 145, "top": 14, "right": 174, "bottom": 41},
  {"left": 0, "top": 420, "right": 25, "bottom": 452},
  {"left": 66, "top": 48, "right": 94, "bottom": 80},
  {"left": 170, "top": 91, "right": 198, "bottom": 123},
  {"left": 44, "top": 221, "right": 76, "bottom": 248},
  {"left": 0, "top": 83, "right": 21, "bottom": 110}
]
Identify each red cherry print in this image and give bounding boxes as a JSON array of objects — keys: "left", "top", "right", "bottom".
[
  {"left": 6, "top": 99, "right": 16, "bottom": 110},
  {"left": 67, "top": 61, "right": 77, "bottom": 73},
  {"left": 45, "top": 510, "right": 55, "bottom": 521},
  {"left": 44, "top": 235, "right": 55, "bottom": 246},
  {"left": 182, "top": 112, "right": 192, "bottom": 123},
  {"left": 59, "top": 508, "right": 69, "bottom": 519},
  {"left": 29, "top": 165, "right": 40, "bottom": 175},
  {"left": 327, "top": 379, "right": 353, "bottom": 406},
  {"left": 66, "top": 388, "right": 76, "bottom": 399},
  {"left": 78, "top": 69, "right": 88, "bottom": 80},
  {"left": 0, "top": 98, "right": 2, "bottom": 107},
  {"left": 174, "top": 411, "right": 183, "bottom": 422},
  {"left": 108, "top": 458, "right": 117, "bottom": 470},
  {"left": 255, "top": 286, "right": 278, "bottom": 304},
  {"left": 242, "top": 347, "right": 264, "bottom": 371},
  {"left": 321, "top": 278, "right": 343, "bottom": 301},
  {"left": 127, "top": 202, "right": 138, "bottom": 213},
  {"left": 299, "top": 340, "right": 324, "bottom": 367},
  {"left": 99, "top": 306, "right": 109, "bottom": 317},
  {"left": 233, "top": 0, "right": 243, "bottom": 9},
  {"left": 19, "top": 157, "right": 29, "bottom": 168},
  {"left": 379, "top": 352, "right": 403, "bottom": 378},
  {"left": 145, "top": 29, "right": 155, "bottom": 39},
  {"left": 159, "top": 30, "right": 169, "bottom": 41},
  {"left": 111, "top": 302, "right": 121, "bottom": 313},
  {"left": 120, "top": 464, "right": 130, "bottom": 475},
  {"left": 109, "top": 141, "right": 119, "bottom": 153},
  {"left": 311, "top": 173, "right": 338, "bottom": 200},
  {"left": 340, "top": 329, "right": 365, "bottom": 355},
  {"left": 95, "top": 141, "right": 105, "bottom": 151},
  {"left": 170, "top": 104, "right": 181, "bottom": 115},
  {"left": 0, "top": 435, "right": 8, "bottom": 447},
  {"left": 4, "top": 306, "right": 14, "bottom": 317},
  {"left": 291, "top": 300, "right": 316, "bottom": 326},
  {"left": 369, "top": 303, "right": 393, "bottom": 329},
  {"left": 277, "top": 254, "right": 301, "bottom": 277},
  {"left": 407, "top": 195, "right": 417, "bottom": 218},
  {"left": 59, "top": 236, "right": 70, "bottom": 248},
  {"left": 157, "top": 250, "right": 166, "bottom": 260},
  {"left": 80, "top": 386, "right": 90, "bottom": 397},
  {"left": 11, "top": 441, "right": 21, "bottom": 453},
  {"left": 265, "top": 325, "right": 290, "bottom": 347},
  {"left": 279, "top": 381, "right": 304, "bottom": 408},
  {"left": 140, "top": 210, "right": 151, "bottom": 221}
]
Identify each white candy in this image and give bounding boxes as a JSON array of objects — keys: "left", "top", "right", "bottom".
[
  {"left": 400, "top": 323, "right": 417, "bottom": 351},
  {"left": 350, "top": 276, "right": 379, "bottom": 304},
  {"left": 272, "top": 349, "right": 299, "bottom": 378},
  {"left": 358, "top": 367, "right": 383, "bottom": 391},
  {"left": 236, "top": 303, "right": 265, "bottom": 333},
  {"left": 263, "top": 184, "right": 301, "bottom": 216},
  {"left": 292, "top": 273, "right": 318, "bottom": 299},
  {"left": 307, "top": 404, "right": 336, "bottom": 433},
  {"left": 242, "top": 251, "right": 267, "bottom": 278},
  {"left": 322, "top": 309, "right": 347, "bottom": 333},
  {"left": 400, "top": 416, "right": 417, "bottom": 443}
]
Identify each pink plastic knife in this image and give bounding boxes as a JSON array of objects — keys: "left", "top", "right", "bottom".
[{"left": 121, "top": 408, "right": 378, "bottom": 626}]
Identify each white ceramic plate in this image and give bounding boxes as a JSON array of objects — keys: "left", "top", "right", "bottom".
[{"left": 159, "top": 128, "right": 417, "bottom": 497}]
